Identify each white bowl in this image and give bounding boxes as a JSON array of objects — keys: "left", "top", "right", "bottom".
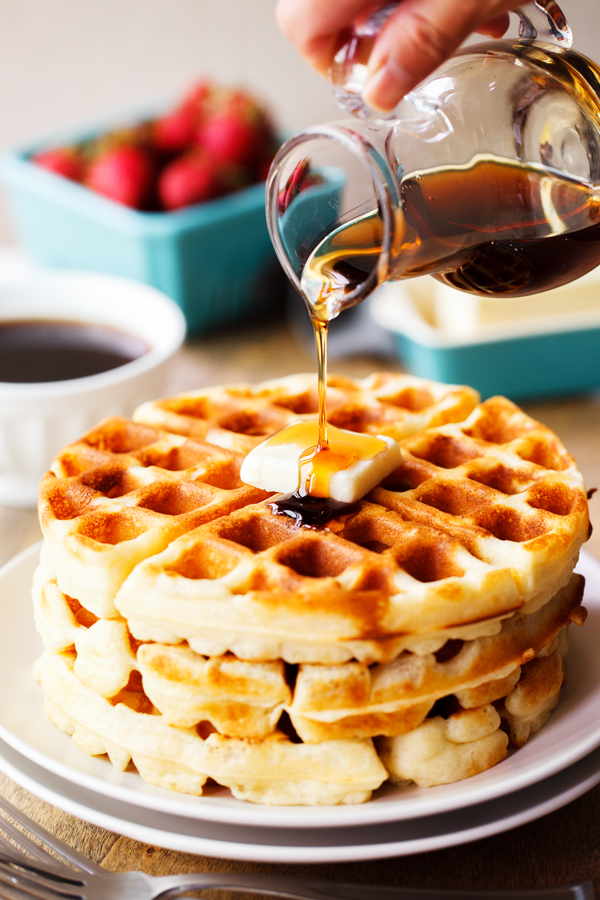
[{"left": 0, "top": 268, "right": 186, "bottom": 507}]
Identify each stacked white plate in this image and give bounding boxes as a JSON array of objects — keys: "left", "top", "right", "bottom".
[{"left": 1, "top": 543, "right": 600, "bottom": 863}]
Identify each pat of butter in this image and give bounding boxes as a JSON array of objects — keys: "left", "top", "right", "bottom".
[
  {"left": 240, "top": 421, "right": 401, "bottom": 503},
  {"left": 432, "top": 266, "right": 600, "bottom": 336}
]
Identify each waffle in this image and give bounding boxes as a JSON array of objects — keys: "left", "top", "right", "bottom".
[
  {"left": 33, "top": 372, "right": 591, "bottom": 804},
  {"left": 33, "top": 570, "right": 580, "bottom": 802},
  {"left": 39, "top": 374, "right": 479, "bottom": 619},
  {"left": 33, "top": 562, "right": 291, "bottom": 739},
  {"left": 39, "top": 420, "right": 270, "bottom": 617},
  {"left": 370, "top": 396, "right": 589, "bottom": 606},
  {"left": 287, "top": 575, "right": 583, "bottom": 741},
  {"left": 34, "top": 560, "right": 584, "bottom": 744},
  {"left": 379, "top": 629, "right": 569, "bottom": 787},
  {"left": 378, "top": 705, "right": 511, "bottom": 788},
  {"left": 110, "top": 395, "right": 587, "bottom": 666},
  {"left": 134, "top": 372, "right": 481, "bottom": 453},
  {"left": 35, "top": 652, "right": 387, "bottom": 805},
  {"left": 33, "top": 600, "right": 579, "bottom": 801},
  {"left": 114, "top": 453, "right": 585, "bottom": 665}
]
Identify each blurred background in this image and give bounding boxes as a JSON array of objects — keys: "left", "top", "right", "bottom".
[
  {"left": 0, "top": 0, "right": 341, "bottom": 242},
  {"left": 0, "top": 0, "right": 598, "bottom": 243},
  {"left": 0, "top": 1, "right": 599, "bottom": 536}
]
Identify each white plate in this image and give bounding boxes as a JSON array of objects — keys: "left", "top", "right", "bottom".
[
  {"left": 0, "top": 543, "right": 599, "bottom": 831},
  {"left": 2, "top": 731, "right": 600, "bottom": 862}
]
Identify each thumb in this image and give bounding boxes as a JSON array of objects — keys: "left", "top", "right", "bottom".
[{"left": 363, "top": 0, "right": 512, "bottom": 111}]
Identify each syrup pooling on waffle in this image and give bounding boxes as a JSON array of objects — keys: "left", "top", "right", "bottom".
[
  {"left": 39, "top": 418, "right": 270, "bottom": 616},
  {"left": 39, "top": 374, "right": 480, "bottom": 618},
  {"left": 133, "top": 373, "right": 480, "bottom": 454}
]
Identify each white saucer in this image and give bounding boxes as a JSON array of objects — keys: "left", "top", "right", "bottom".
[
  {"left": 1, "top": 543, "right": 599, "bottom": 833},
  {"left": 2, "top": 731, "right": 600, "bottom": 862}
]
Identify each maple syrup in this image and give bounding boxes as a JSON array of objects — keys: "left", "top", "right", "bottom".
[
  {"left": 297, "top": 429, "right": 386, "bottom": 497},
  {"left": 301, "top": 155, "right": 600, "bottom": 305},
  {"left": 0, "top": 320, "right": 148, "bottom": 383},
  {"left": 268, "top": 420, "right": 386, "bottom": 495},
  {"left": 270, "top": 344, "right": 388, "bottom": 522},
  {"left": 274, "top": 155, "right": 600, "bottom": 525},
  {"left": 270, "top": 493, "right": 360, "bottom": 527}
]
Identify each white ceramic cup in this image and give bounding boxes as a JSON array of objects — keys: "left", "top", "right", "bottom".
[{"left": 0, "top": 269, "right": 186, "bottom": 508}]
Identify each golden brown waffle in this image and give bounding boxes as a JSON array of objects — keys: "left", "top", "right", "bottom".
[
  {"left": 39, "top": 374, "right": 480, "bottom": 620},
  {"left": 33, "top": 560, "right": 584, "bottom": 744},
  {"left": 39, "top": 418, "right": 270, "bottom": 617},
  {"left": 370, "top": 396, "right": 590, "bottom": 603},
  {"left": 378, "top": 629, "right": 570, "bottom": 788},
  {"left": 33, "top": 562, "right": 292, "bottom": 740},
  {"left": 288, "top": 575, "right": 583, "bottom": 741},
  {"left": 113, "top": 492, "right": 581, "bottom": 666},
  {"left": 112, "top": 498, "right": 522, "bottom": 663},
  {"left": 33, "top": 603, "right": 578, "bottom": 801},
  {"left": 107, "top": 395, "right": 588, "bottom": 665},
  {"left": 34, "top": 652, "right": 388, "bottom": 805},
  {"left": 34, "top": 373, "right": 591, "bottom": 804},
  {"left": 133, "top": 373, "right": 480, "bottom": 453}
]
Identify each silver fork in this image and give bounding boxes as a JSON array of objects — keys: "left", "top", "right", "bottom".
[{"left": 0, "top": 795, "right": 595, "bottom": 900}]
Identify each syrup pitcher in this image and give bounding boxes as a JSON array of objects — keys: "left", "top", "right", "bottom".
[{"left": 266, "top": 0, "right": 600, "bottom": 324}]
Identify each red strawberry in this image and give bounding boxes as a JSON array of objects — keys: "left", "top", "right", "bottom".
[
  {"left": 86, "top": 145, "right": 154, "bottom": 208},
  {"left": 151, "top": 105, "right": 197, "bottom": 154},
  {"left": 213, "top": 88, "right": 266, "bottom": 122},
  {"left": 196, "top": 113, "right": 264, "bottom": 168},
  {"left": 158, "top": 152, "right": 221, "bottom": 210},
  {"left": 181, "top": 80, "right": 213, "bottom": 113},
  {"left": 32, "top": 147, "right": 84, "bottom": 181}
]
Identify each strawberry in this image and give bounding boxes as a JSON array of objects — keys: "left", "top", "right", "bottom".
[
  {"left": 213, "top": 88, "right": 266, "bottom": 121},
  {"left": 151, "top": 105, "right": 197, "bottom": 154},
  {"left": 181, "top": 80, "right": 213, "bottom": 114},
  {"left": 32, "top": 147, "right": 84, "bottom": 181},
  {"left": 196, "top": 112, "right": 264, "bottom": 168},
  {"left": 158, "top": 151, "right": 221, "bottom": 210},
  {"left": 86, "top": 145, "right": 154, "bottom": 209}
]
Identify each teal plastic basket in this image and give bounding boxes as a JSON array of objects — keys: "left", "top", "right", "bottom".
[{"left": 0, "top": 123, "right": 282, "bottom": 336}]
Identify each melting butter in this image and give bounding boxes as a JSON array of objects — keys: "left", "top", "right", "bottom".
[{"left": 240, "top": 421, "right": 401, "bottom": 503}]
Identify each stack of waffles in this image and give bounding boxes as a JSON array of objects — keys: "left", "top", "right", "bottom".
[{"left": 33, "top": 373, "right": 590, "bottom": 805}]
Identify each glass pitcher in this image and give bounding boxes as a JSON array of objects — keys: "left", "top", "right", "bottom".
[{"left": 266, "top": 0, "right": 600, "bottom": 323}]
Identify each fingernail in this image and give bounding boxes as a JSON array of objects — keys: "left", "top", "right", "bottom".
[{"left": 363, "top": 58, "right": 410, "bottom": 112}]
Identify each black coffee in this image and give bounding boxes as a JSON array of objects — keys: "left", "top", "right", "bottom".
[{"left": 0, "top": 320, "right": 149, "bottom": 383}]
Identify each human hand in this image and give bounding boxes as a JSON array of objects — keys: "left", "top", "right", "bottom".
[{"left": 276, "top": 0, "right": 516, "bottom": 111}]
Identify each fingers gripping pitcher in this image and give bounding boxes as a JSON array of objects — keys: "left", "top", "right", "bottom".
[{"left": 266, "top": 0, "right": 600, "bottom": 329}]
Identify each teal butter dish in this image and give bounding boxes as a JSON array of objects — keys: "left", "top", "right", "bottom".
[
  {"left": 0, "top": 125, "right": 280, "bottom": 336},
  {"left": 370, "top": 280, "right": 600, "bottom": 401}
]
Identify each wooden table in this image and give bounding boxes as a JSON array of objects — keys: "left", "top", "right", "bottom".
[{"left": 2, "top": 318, "right": 600, "bottom": 897}]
